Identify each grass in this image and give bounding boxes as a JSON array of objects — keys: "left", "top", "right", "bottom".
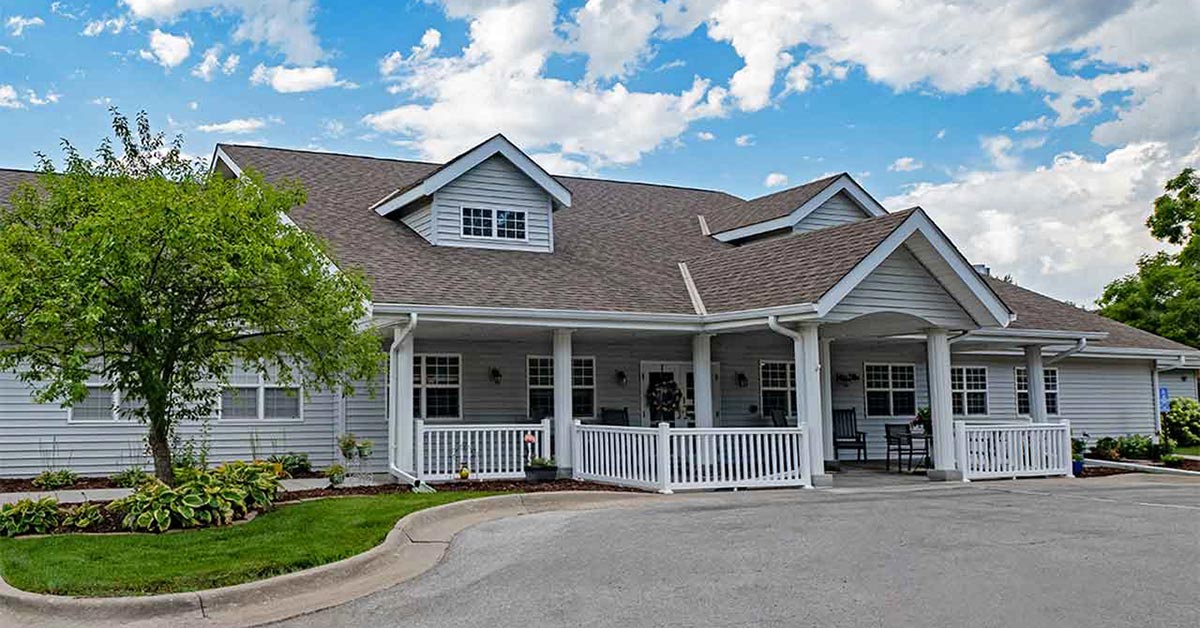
[
  {"left": 1175, "top": 445, "right": 1200, "bottom": 456},
  {"left": 0, "top": 491, "right": 497, "bottom": 597}
]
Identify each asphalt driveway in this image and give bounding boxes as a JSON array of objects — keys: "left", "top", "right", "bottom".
[{"left": 275, "top": 474, "right": 1200, "bottom": 628}]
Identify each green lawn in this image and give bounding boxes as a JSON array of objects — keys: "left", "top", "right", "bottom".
[
  {"left": 1176, "top": 445, "right": 1200, "bottom": 456},
  {"left": 0, "top": 491, "right": 496, "bottom": 597}
]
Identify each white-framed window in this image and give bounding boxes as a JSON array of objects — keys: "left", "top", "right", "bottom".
[
  {"left": 461, "top": 207, "right": 527, "bottom": 240},
  {"left": 67, "top": 378, "right": 140, "bottom": 423},
  {"left": 1016, "top": 367, "right": 1060, "bottom": 416},
  {"left": 218, "top": 369, "right": 302, "bottom": 422},
  {"left": 951, "top": 366, "right": 989, "bottom": 416},
  {"left": 414, "top": 354, "right": 462, "bottom": 419},
  {"left": 759, "top": 361, "right": 797, "bottom": 419},
  {"left": 526, "top": 356, "right": 596, "bottom": 420},
  {"left": 864, "top": 363, "right": 917, "bottom": 417}
]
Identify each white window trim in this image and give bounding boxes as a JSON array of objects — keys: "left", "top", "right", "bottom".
[
  {"left": 459, "top": 205, "right": 530, "bottom": 242},
  {"left": 66, "top": 381, "right": 138, "bottom": 424},
  {"left": 863, "top": 362, "right": 917, "bottom": 418},
  {"left": 414, "top": 353, "right": 464, "bottom": 421},
  {"left": 1015, "top": 366, "right": 1061, "bottom": 417},
  {"left": 758, "top": 360, "right": 798, "bottom": 419},
  {"left": 950, "top": 366, "right": 990, "bottom": 417},
  {"left": 526, "top": 355, "right": 597, "bottom": 420},
  {"left": 217, "top": 372, "right": 304, "bottom": 424}
]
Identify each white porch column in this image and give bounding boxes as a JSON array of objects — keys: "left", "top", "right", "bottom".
[
  {"left": 553, "top": 329, "right": 574, "bottom": 471},
  {"left": 692, "top": 333, "right": 714, "bottom": 428},
  {"left": 819, "top": 337, "right": 835, "bottom": 464},
  {"left": 392, "top": 327, "right": 416, "bottom": 474},
  {"left": 1024, "top": 345, "right": 1048, "bottom": 423},
  {"left": 926, "top": 328, "right": 959, "bottom": 481},
  {"left": 794, "top": 323, "right": 830, "bottom": 486}
]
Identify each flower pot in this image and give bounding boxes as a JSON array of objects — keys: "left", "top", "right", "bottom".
[
  {"left": 1072, "top": 460, "right": 1085, "bottom": 476},
  {"left": 525, "top": 466, "right": 557, "bottom": 483}
]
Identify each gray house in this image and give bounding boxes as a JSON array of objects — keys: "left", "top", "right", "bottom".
[{"left": 1, "top": 135, "right": 1197, "bottom": 489}]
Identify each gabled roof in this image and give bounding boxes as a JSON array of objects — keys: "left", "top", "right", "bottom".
[
  {"left": 704, "top": 173, "right": 887, "bottom": 239},
  {"left": 0, "top": 168, "right": 38, "bottom": 201},
  {"left": 369, "top": 134, "right": 572, "bottom": 216}
]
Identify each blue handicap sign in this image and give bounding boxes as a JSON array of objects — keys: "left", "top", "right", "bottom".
[{"left": 1159, "top": 387, "right": 1170, "bottom": 413}]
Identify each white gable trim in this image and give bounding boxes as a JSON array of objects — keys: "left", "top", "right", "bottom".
[
  {"left": 713, "top": 174, "right": 886, "bottom": 242},
  {"left": 212, "top": 146, "right": 243, "bottom": 177},
  {"left": 373, "top": 135, "right": 572, "bottom": 217},
  {"left": 814, "top": 209, "right": 1013, "bottom": 327}
]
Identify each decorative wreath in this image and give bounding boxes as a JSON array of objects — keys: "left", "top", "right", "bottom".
[{"left": 646, "top": 379, "right": 683, "bottom": 419}]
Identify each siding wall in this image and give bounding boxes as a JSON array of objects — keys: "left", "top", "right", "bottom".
[
  {"left": 400, "top": 200, "right": 434, "bottom": 243},
  {"left": 793, "top": 191, "right": 870, "bottom": 233},
  {"left": 1161, "top": 368, "right": 1198, "bottom": 402},
  {"left": 430, "top": 155, "right": 553, "bottom": 253},
  {"left": 825, "top": 247, "right": 975, "bottom": 329}
]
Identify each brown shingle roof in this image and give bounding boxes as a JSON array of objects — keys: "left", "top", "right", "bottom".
[
  {"left": 0, "top": 169, "right": 38, "bottom": 204},
  {"left": 685, "top": 209, "right": 917, "bottom": 313},
  {"left": 702, "top": 173, "right": 842, "bottom": 234}
]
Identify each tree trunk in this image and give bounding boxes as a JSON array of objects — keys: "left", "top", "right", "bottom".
[{"left": 147, "top": 401, "right": 175, "bottom": 485}]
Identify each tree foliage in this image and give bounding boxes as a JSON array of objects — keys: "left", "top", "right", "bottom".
[
  {"left": 1098, "top": 168, "right": 1200, "bottom": 348},
  {"left": 0, "top": 111, "right": 384, "bottom": 483}
]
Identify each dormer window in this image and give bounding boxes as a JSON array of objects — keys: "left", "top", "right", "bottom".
[{"left": 461, "top": 207, "right": 527, "bottom": 240}]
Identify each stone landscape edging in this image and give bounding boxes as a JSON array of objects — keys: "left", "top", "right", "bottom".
[
  {"left": 0, "top": 491, "right": 657, "bottom": 628},
  {"left": 1084, "top": 458, "right": 1200, "bottom": 477}
]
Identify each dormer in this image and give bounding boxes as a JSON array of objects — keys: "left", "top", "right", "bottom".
[
  {"left": 703, "top": 173, "right": 887, "bottom": 244},
  {"left": 371, "top": 134, "right": 571, "bottom": 253}
]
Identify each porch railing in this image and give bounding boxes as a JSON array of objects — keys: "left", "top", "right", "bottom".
[
  {"left": 573, "top": 421, "right": 810, "bottom": 492},
  {"left": 416, "top": 419, "right": 551, "bottom": 482},
  {"left": 954, "top": 420, "right": 1072, "bottom": 481}
]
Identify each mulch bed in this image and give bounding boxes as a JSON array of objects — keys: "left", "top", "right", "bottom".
[
  {"left": 279, "top": 479, "right": 640, "bottom": 502},
  {"left": 1078, "top": 466, "right": 1134, "bottom": 478},
  {"left": 0, "top": 476, "right": 120, "bottom": 492}
]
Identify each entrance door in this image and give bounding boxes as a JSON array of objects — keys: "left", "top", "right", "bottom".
[{"left": 640, "top": 361, "right": 720, "bottom": 427}]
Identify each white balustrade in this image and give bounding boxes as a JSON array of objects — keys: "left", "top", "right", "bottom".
[
  {"left": 954, "top": 420, "right": 1072, "bottom": 481},
  {"left": 416, "top": 419, "right": 551, "bottom": 481}
]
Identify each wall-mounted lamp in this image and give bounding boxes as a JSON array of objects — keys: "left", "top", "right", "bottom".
[
  {"left": 735, "top": 372, "right": 749, "bottom": 388},
  {"left": 615, "top": 370, "right": 628, "bottom": 386},
  {"left": 489, "top": 367, "right": 503, "bottom": 385},
  {"left": 836, "top": 372, "right": 860, "bottom": 386}
]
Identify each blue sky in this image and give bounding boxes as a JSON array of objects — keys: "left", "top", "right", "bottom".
[{"left": 1, "top": 1, "right": 1196, "bottom": 304}]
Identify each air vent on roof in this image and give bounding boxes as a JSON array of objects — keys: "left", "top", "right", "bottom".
[{"left": 973, "top": 264, "right": 991, "bottom": 276}]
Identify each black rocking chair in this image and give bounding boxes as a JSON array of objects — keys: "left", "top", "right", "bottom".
[
  {"left": 885, "top": 423, "right": 929, "bottom": 473},
  {"left": 832, "top": 408, "right": 867, "bottom": 461}
]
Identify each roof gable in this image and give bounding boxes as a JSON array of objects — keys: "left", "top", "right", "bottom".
[{"left": 705, "top": 173, "right": 886, "bottom": 240}]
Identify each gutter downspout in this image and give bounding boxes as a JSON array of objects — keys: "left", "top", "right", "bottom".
[
  {"left": 388, "top": 314, "right": 419, "bottom": 485},
  {"left": 1156, "top": 353, "right": 1187, "bottom": 372},
  {"left": 766, "top": 315, "right": 802, "bottom": 342},
  {"left": 1046, "top": 338, "right": 1087, "bottom": 365}
]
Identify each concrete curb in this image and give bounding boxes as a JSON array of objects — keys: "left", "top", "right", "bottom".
[
  {"left": 1084, "top": 458, "right": 1200, "bottom": 477},
  {"left": 0, "top": 491, "right": 656, "bottom": 628}
]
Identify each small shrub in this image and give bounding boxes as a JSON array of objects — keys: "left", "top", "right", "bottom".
[
  {"left": 1160, "top": 454, "right": 1184, "bottom": 468},
  {"left": 32, "top": 469, "right": 78, "bottom": 490},
  {"left": 1090, "top": 437, "right": 1120, "bottom": 460},
  {"left": 527, "top": 457, "right": 555, "bottom": 468},
  {"left": 213, "top": 461, "right": 284, "bottom": 511},
  {"left": 1148, "top": 434, "right": 1176, "bottom": 461},
  {"left": 110, "top": 467, "right": 151, "bottom": 488},
  {"left": 1163, "top": 398, "right": 1200, "bottom": 446},
  {"left": 325, "top": 464, "right": 346, "bottom": 487},
  {"left": 0, "top": 498, "right": 60, "bottom": 537},
  {"left": 60, "top": 502, "right": 105, "bottom": 531},
  {"left": 109, "top": 461, "right": 282, "bottom": 533},
  {"left": 1116, "top": 434, "right": 1153, "bottom": 459},
  {"left": 267, "top": 452, "right": 312, "bottom": 476},
  {"left": 1071, "top": 437, "right": 1088, "bottom": 461}
]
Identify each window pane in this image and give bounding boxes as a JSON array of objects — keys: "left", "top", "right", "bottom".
[
  {"left": 966, "top": 391, "right": 988, "bottom": 415},
  {"left": 1044, "top": 369, "right": 1059, "bottom": 392},
  {"left": 866, "top": 391, "right": 891, "bottom": 416},
  {"left": 413, "top": 355, "right": 422, "bottom": 385},
  {"left": 964, "top": 368, "right": 987, "bottom": 391},
  {"left": 424, "top": 356, "right": 460, "bottom": 385},
  {"left": 1015, "top": 368, "right": 1029, "bottom": 392},
  {"left": 424, "top": 388, "right": 459, "bottom": 418},
  {"left": 264, "top": 387, "right": 300, "bottom": 420},
  {"left": 1017, "top": 391, "right": 1031, "bottom": 415},
  {"left": 890, "top": 365, "right": 915, "bottom": 390},
  {"left": 952, "top": 391, "right": 965, "bottom": 416},
  {"left": 528, "top": 357, "right": 554, "bottom": 387},
  {"left": 892, "top": 391, "right": 916, "bottom": 416},
  {"left": 529, "top": 389, "right": 554, "bottom": 420},
  {"left": 496, "top": 210, "right": 526, "bottom": 239},
  {"left": 222, "top": 387, "right": 259, "bottom": 420},
  {"left": 461, "top": 207, "right": 493, "bottom": 237},
  {"left": 572, "top": 358, "right": 595, "bottom": 387},
  {"left": 865, "top": 365, "right": 890, "bottom": 389},
  {"left": 1046, "top": 392, "right": 1059, "bottom": 415},
  {"left": 761, "top": 362, "right": 791, "bottom": 389},
  {"left": 74, "top": 386, "right": 114, "bottom": 421},
  {"left": 763, "top": 390, "right": 790, "bottom": 419},
  {"left": 951, "top": 368, "right": 964, "bottom": 390},
  {"left": 572, "top": 389, "right": 594, "bottom": 418}
]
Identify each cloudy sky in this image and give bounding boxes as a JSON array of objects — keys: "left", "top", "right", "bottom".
[{"left": 1, "top": 0, "right": 1197, "bottom": 304}]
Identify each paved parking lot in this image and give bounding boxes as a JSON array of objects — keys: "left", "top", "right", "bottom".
[{"left": 275, "top": 474, "right": 1200, "bottom": 628}]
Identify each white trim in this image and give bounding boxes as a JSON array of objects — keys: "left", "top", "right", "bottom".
[
  {"left": 412, "top": 353, "right": 464, "bottom": 421},
  {"left": 678, "top": 262, "right": 708, "bottom": 316},
  {"left": 696, "top": 215, "right": 711, "bottom": 236},
  {"left": 950, "top": 365, "right": 990, "bottom": 417},
  {"left": 712, "top": 174, "right": 886, "bottom": 242},
  {"left": 211, "top": 145, "right": 244, "bottom": 177},
  {"left": 373, "top": 135, "right": 572, "bottom": 216},
  {"left": 459, "top": 205, "right": 531, "bottom": 242}
]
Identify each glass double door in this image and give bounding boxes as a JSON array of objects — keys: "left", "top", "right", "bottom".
[{"left": 640, "top": 361, "right": 720, "bottom": 427}]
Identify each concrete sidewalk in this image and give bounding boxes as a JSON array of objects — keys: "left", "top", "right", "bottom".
[{"left": 0, "top": 478, "right": 331, "bottom": 506}]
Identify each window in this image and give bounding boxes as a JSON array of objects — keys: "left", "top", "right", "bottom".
[
  {"left": 219, "top": 369, "right": 302, "bottom": 422},
  {"left": 414, "top": 354, "right": 462, "bottom": 419},
  {"left": 526, "top": 356, "right": 596, "bottom": 420},
  {"left": 760, "top": 361, "right": 797, "bottom": 419},
  {"left": 69, "top": 377, "right": 140, "bottom": 423},
  {"left": 951, "top": 367, "right": 989, "bottom": 416},
  {"left": 461, "top": 207, "right": 527, "bottom": 240},
  {"left": 864, "top": 363, "right": 916, "bottom": 417},
  {"left": 1016, "top": 367, "right": 1060, "bottom": 416}
]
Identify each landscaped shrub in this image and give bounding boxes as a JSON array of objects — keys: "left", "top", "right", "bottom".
[
  {"left": 60, "top": 502, "right": 105, "bottom": 531},
  {"left": 267, "top": 452, "right": 312, "bottom": 476},
  {"left": 1090, "top": 437, "right": 1120, "bottom": 460},
  {"left": 109, "top": 461, "right": 283, "bottom": 533},
  {"left": 31, "top": 469, "right": 78, "bottom": 490},
  {"left": 325, "top": 464, "right": 346, "bottom": 487},
  {"left": 110, "top": 467, "right": 151, "bottom": 488},
  {"left": 0, "top": 498, "right": 60, "bottom": 537},
  {"left": 1163, "top": 398, "right": 1200, "bottom": 446},
  {"left": 1116, "top": 434, "right": 1153, "bottom": 459},
  {"left": 213, "top": 461, "right": 284, "bottom": 511}
]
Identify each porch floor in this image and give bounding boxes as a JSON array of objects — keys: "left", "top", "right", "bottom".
[{"left": 828, "top": 461, "right": 933, "bottom": 489}]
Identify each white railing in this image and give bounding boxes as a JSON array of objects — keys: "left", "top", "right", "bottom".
[
  {"left": 573, "top": 421, "right": 810, "bottom": 492},
  {"left": 954, "top": 420, "right": 1072, "bottom": 481},
  {"left": 416, "top": 419, "right": 551, "bottom": 482}
]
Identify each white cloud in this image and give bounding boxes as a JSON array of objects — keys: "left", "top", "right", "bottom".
[
  {"left": 568, "top": 0, "right": 663, "bottom": 80},
  {"left": 250, "top": 64, "right": 349, "bottom": 93},
  {"left": 321, "top": 119, "right": 346, "bottom": 138},
  {"left": 696, "top": 131, "right": 715, "bottom": 141},
  {"left": 1014, "top": 115, "right": 1051, "bottom": 132},
  {"left": 196, "top": 117, "right": 269, "bottom": 134},
  {"left": 139, "top": 29, "right": 192, "bottom": 69},
  {"left": 192, "top": 46, "right": 240, "bottom": 81},
  {"left": 0, "top": 46, "right": 13, "bottom": 56},
  {"left": 188, "top": 100, "right": 198, "bottom": 110},
  {"left": 888, "top": 156, "right": 923, "bottom": 172},
  {"left": 50, "top": 3, "right": 79, "bottom": 20},
  {"left": 655, "top": 59, "right": 686, "bottom": 72},
  {"left": 25, "top": 90, "right": 61, "bottom": 106},
  {"left": 0, "top": 85, "right": 23, "bottom": 109},
  {"left": 734, "top": 134, "right": 754, "bottom": 147},
  {"left": 935, "top": 128, "right": 946, "bottom": 139},
  {"left": 764, "top": 172, "right": 789, "bottom": 187},
  {"left": 6, "top": 16, "right": 45, "bottom": 37},
  {"left": 90, "top": 96, "right": 114, "bottom": 106},
  {"left": 885, "top": 142, "right": 1195, "bottom": 304},
  {"left": 121, "top": 0, "right": 322, "bottom": 65},
  {"left": 380, "top": 28, "right": 441, "bottom": 76},
  {"left": 82, "top": 16, "right": 127, "bottom": 36}
]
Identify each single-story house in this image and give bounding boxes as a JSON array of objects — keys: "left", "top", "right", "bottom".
[{"left": 1, "top": 135, "right": 1197, "bottom": 488}]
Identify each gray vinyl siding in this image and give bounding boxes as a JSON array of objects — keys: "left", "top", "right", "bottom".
[
  {"left": 344, "top": 371, "right": 389, "bottom": 472},
  {"left": 1161, "top": 368, "right": 1198, "bottom": 401},
  {"left": 793, "top": 191, "right": 870, "bottom": 233},
  {"left": 400, "top": 200, "right": 434, "bottom": 243},
  {"left": 825, "top": 247, "right": 975, "bottom": 329},
  {"left": 430, "top": 155, "right": 553, "bottom": 253}
]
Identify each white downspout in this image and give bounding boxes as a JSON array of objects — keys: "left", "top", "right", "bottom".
[
  {"left": 1156, "top": 353, "right": 1186, "bottom": 372},
  {"left": 388, "top": 314, "right": 419, "bottom": 484},
  {"left": 1046, "top": 338, "right": 1087, "bottom": 365}
]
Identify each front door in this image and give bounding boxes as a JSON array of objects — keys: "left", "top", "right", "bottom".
[{"left": 640, "top": 361, "right": 720, "bottom": 427}]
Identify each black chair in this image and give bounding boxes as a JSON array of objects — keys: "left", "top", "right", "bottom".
[
  {"left": 599, "top": 407, "right": 630, "bottom": 426},
  {"left": 767, "top": 409, "right": 788, "bottom": 427},
  {"left": 885, "top": 423, "right": 929, "bottom": 473},
  {"left": 832, "top": 408, "right": 867, "bottom": 461}
]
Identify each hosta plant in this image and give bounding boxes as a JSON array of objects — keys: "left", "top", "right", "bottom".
[
  {"left": 267, "top": 452, "right": 312, "bottom": 476},
  {"left": 0, "top": 497, "right": 60, "bottom": 537},
  {"left": 110, "top": 466, "right": 151, "bottom": 488},
  {"left": 213, "top": 461, "right": 283, "bottom": 512},
  {"left": 60, "top": 502, "right": 105, "bottom": 531},
  {"left": 32, "top": 469, "right": 78, "bottom": 490}
]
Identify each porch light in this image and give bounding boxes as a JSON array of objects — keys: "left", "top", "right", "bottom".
[
  {"left": 615, "top": 370, "right": 628, "bottom": 386},
  {"left": 489, "top": 367, "right": 502, "bottom": 384},
  {"left": 735, "top": 372, "right": 749, "bottom": 388},
  {"left": 836, "top": 372, "right": 860, "bottom": 386}
]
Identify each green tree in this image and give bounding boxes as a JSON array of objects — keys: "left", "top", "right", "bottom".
[
  {"left": 1099, "top": 168, "right": 1200, "bottom": 348},
  {"left": 0, "top": 111, "right": 384, "bottom": 484}
]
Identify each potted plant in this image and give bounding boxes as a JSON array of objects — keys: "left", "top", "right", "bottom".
[
  {"left": 525, "top": 457, "right": 557, "bottom": 483},
  {"left": 909, "top": 407, "right": 931, "bottom": 434},
  {"left": 1071, "top": 437, "right": 1087, "bottom": 476}
]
